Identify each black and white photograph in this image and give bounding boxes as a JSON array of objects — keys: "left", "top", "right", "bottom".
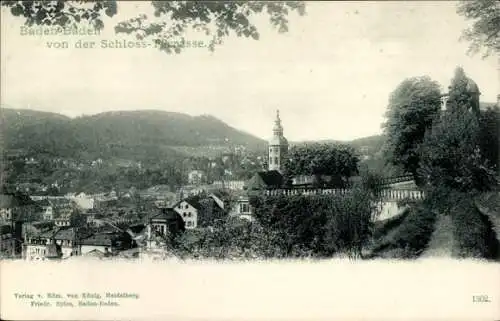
[{"left": 0, "top": 1, "right": 499, "bottom": 320}]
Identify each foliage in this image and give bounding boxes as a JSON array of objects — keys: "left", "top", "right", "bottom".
[
  {"left": 172, "top": 217, "right": 288, "bottom": 260},
  {"left": 2, "top": 109, "right": 266, "bottom": 158},
  {"left": 283, "top": 143, "right": 359, "bottom": 188},
  {"left": 357, "top": 168, "right": 384, "bottom": 198},
  {"left": 251, "top": 188, "right": 379, "bottom": 258},
  {"left": 446, "top": 67, "right": 481, "bottom": 118},
  {"left": 382, "top": 76, "right": 442, "bottom": 183},
  {"left": 478, "top": 105, "right": 500, "bottom": 174},
  {"left": 196, "top": 197, "right": 228, "bottom": 228},
  {"left": 388, "top": 203, "right": 437, "bottom": 259},
  {"left": 419, "top": 105, "right": 498, "bottom": 193},
  {"left": 456, "top": 0, "right": 500, "bottom": 58},
  {"left": 450, "top": 195, "right": 499, "bottom": 259},
  {"left": 2, "top": 1, "right": 306, "bottom": 54}
]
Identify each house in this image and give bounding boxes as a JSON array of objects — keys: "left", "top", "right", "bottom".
[
  {"left": 246, "top": 170, "right": 284, "bottom": 190},
  {"left": 173, "top": 196, "right": 208, "bottom": 229},
  {"left": 71, "top": 192, "right": 94, "bottom": 210},
  {"left": 196, "top": 196, "right": 226, "bottom": 227},
  {"left": 151, "top": 207, "right": 186, "bottom": 235},
  {"left": 35, "top": 199, "right": 54, "bottom": 221},
  {"left": 208, "top": 193, "right": 225, "bottom": 210},
  {"left": 0, "top": 193, "right": 36, "bottom": 223},
  {"left": 23, "top": 226, "right": 62, "bottom": 261},
  {"left": 80, "top": 231, "right": 134, "bottom": 256},
  {"left": 52, "top": 227, "right": 92, "bottom": 258},
  {"left": 54, "top": 210, "right": 84, "bottom": 227},
  {"left": 23, "top": 226, "right": 94, "bottom": 260},
  {"left": 24, "top": 229, "right": 53, "bottom": 261},
  {"left": 229, "top": 195, "right": 253, "bottom": 221},
  {"left": 188, "top": 170, "right": 206, "bottom": 185}
]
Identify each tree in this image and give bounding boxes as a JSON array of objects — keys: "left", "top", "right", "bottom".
[
  {"left": 456, "top": 0, "right": 500, "bottom": 58},
  {"left": 418, "top": 105, "right": 497, "bottom": 193},
  {"left": 382, "top": 76, "right": 442, "bottom": 184},
  {"left": 283, "top": 143, "right": 359, "bottom": 188},
  {"left": 251, "top": 190, "right": 378, "bottom": 258},
  {"left": 478, "top": 105, "right": 500, "bottom": 174},
  {"left": 2, "top": 1, "right": 306, "bottom": 54},
  {"left": 446, "top": 67, "right": 481, "bottom": 119}
]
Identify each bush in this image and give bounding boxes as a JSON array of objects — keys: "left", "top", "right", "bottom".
[
  {"left": 251, "top": 187, "right": 378, "bottom": 258},
  {"left": 451, "top": 196, "right": 499, "bottom": 260},
  {"left": 172, "top": 217, "right": 289, "bottom": 260},
  {"left": 389, "top": 203, "right": 437, "bottom": 258}
]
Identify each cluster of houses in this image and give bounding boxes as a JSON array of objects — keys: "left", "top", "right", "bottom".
[
  {"left": 1, "top": 110, "right": 422, "bottom": 261},
  {"left": 0, "top": 183, "right": 256, "bottom": 261}
]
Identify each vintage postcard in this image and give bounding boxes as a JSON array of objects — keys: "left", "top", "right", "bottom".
[{"left": 1, "top": 1, "right": 499, "bottom": 320}]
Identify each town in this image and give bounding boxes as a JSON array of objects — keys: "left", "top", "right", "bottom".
[
  {"left": 0, "top": 110, "right": 417, "bottom": 261},
  {"left": 0, "top": 1, "right": 499, "bottom": 264}
]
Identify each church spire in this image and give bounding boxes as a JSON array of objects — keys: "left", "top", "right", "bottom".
[
  {"left": 273, "top": 109, "right": 283, "bottom": 136},
  {"left": 268, "top": 109, "right": 288, "bottom": 172}
]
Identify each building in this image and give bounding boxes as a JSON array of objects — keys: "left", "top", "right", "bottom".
[
  {"left": 24, "top": 229, "right": 54, "bottom": 261},
  {"left": 228, "top": 195, "right": 254, "bottom": 221},
  {"left": 268, "top": 110, "right": 288, "bottom": 172},
  {"left": 146, "top": 208, "right": 185, "bottom": 238},
  {"left": 80, "top": 231, "right": 134, "bottom": 256},
  {"left": 0, "top": 193, "right": 36, "bottom": 223},
  {"left": 54, "top": 210, "right": 84, "bottom": 227},
  {"left": 35, "top": 199, "right": 54, "bottom": 221},
  {"left": 71, "top": 192, "right": 95, "bottom": 210},
  {"left": 247, "top": 170, "right": 284, "bottom": 190},
  {"left": 173, "top": 198, "right": 201, "bottom": 229},
  {"left": 188, "top": 170, "right": 206, "bottom": 185}
]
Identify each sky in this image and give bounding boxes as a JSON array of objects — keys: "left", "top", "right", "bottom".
[{"left": 1, "top": 1, "right": 498, "bottom": 142}]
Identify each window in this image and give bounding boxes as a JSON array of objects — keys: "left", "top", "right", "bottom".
[
  {"left": 188, "top": 212, "right": 192, "bottom": 217},
  {"left": 239, "top": 203, "right": 250, "bottom": 214},
  {"left": 185, "top": 204, "right": 189, "bottom": 209},
  {"left": 183, "top": 213, "right": 187, "bottom": 217},
  {"left": 274, "top": 157, "right": 278, "bottom": 165},
  {"left": 269, "top": 157, "right": 273, "bottom": 165}
]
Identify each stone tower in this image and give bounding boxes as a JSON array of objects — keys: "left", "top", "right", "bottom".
[{"left": 268, "top": 110, "right": 288, "bottom": 172}]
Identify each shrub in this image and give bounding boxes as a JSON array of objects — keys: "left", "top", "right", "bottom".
[
  {"left": 172, "top": 217, "right": 290, "bottom": 260},
  {"left": 251, "top": 187, "right": 378, "bottom": 258},
  {"left": 451, "top": 196, "right": 499, "bottom": 260},
  {"left": 390, "top": 203, "right": 437, "bottom": 258}
]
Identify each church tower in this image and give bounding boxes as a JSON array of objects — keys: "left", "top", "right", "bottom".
[{"left": 268, "top": 110, "right": 288, "bottom": 172}]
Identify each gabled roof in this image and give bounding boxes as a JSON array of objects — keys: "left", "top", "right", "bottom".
[
  {"left": 247, "top": 170, "right": 283, "bottom": 190},
  {"left": 145, "top": 207, "right": 180, "bottom": 223},
  {"left": 81, "top": 233, "right": 115, "bottom": 246},
  {"left": 175, "top": 195, "right": 203, "bottom": 211},
  {"left": 53, "top": 227, "right": 93, "bottom": 241},
  {"left": 83, "top": 249, "right": 106, "bottom": 257}
]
